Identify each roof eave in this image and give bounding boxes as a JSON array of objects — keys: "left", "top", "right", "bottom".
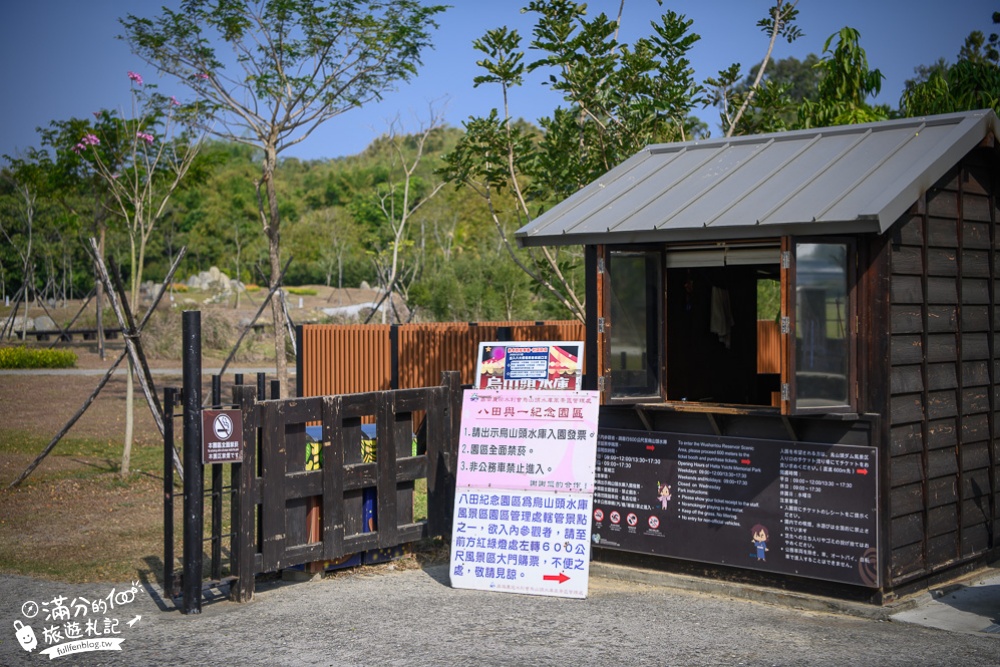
[{"left": 516, "top": 217, "right": 882, "bottom": 248}]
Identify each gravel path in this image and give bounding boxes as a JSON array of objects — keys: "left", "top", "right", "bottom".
[{"left": 2, "top": 566, "right": 998, "bottom": 667}]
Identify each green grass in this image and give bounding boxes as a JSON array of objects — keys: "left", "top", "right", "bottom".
[
  {"left": 286, "top": 286, "right": 318, "bottom": 296},
  {"left": 1, "top": 430, "right": 168, "bottom": 483}
]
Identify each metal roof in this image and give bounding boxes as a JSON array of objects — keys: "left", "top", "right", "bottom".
[{"left": 515, "top": 110, "right": 999, "bottom": 247}]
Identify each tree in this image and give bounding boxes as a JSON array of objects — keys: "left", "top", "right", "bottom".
[
  {"left": 443, "top": 1, "right": 794, "bottom": 322},
  {"left": 705, "top": 0, "right": 802, "bottom": 136},
  {"left": 900, "top": 11, "right": 1000, "bottom": 117},
  {"left": 73, "top": 71, "right": 202, "bottom": 477},
  {"left": 0, "top": 152, "right": 46, "bottom": 338},
  {"left": 362, "top": 111, "right": 447, "bottom": 324},
  {"left": 796, "top": 27, "right": 888, "bottom": 127},
  {"left": 121, "top": 0, "right": 446, "bottom": 395},
  {"left": 443, "top": 3, "right": 702, "bottom": 322}
]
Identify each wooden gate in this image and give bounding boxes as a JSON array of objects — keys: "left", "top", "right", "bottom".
[{"left": 229, "top": 371, "right": 461, "bottom": 601}]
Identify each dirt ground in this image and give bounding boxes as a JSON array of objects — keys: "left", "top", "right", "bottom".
[
  {"left": 0, "top": 285, "right": 396, "bottom": 583},
  {"left": 0, "top": 370, "right": 175, "bottom": 582}
]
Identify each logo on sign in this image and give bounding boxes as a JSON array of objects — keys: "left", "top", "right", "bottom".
[
  {"left": 648, "top": 515, "right": 660, "bottom": 529},
  {"left": 609, "top": 511, "right": 621, "bottom": 525},
  {"left": 593, "top": 508, "right": 604, "bottom": 522},
  {"left": 626, "top": 513, "right": 638, "bottom": 527},
  {"left": 213, "top": 413, "right": 234, "bottom": 440}
]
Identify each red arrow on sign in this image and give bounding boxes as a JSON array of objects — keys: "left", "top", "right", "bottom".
[
  {"left": 856, "top": 468, "right": 868, "bottom": 475},
  {"left": 543, "top": 573, "right": 570, "bottom": 584},
  {"left": 741, "top": 459, "right": 751, "bottom": 465},
  {"left": 646, "top": 445, "right": 655, "bottom": 451}
]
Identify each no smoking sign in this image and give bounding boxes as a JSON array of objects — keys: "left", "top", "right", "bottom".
[{"left": 202, "top": 409, "right": 243, "bottom": 464}]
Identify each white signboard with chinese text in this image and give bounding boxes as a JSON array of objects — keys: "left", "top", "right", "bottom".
[{"left": 449, "top": 389, "right": 599, "bottom": 599}]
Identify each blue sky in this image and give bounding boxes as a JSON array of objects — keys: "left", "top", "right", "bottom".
[{"left": 0, "top": 1, "right": 992, "bottom": 162}]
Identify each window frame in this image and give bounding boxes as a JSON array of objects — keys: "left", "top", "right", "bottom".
[
  {"left": 604, "top": 247, "right": 665, "bottom": 403},
  {"left": 782, "top": 236, "right": 858, "bottom": 415},
  {"left": 599, "top": 236, "right": 858, "bottom": 416}
]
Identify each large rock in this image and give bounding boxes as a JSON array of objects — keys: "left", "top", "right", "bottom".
[
  {"left": 186, "top": 266, "right": 233, "bottom": 293},
  {"left": 33, "top": 315, "right": 57, "bottom": 331}
]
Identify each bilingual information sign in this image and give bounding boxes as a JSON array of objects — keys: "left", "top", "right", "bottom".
[
  {"left": 449, "top": 389, "right": 600, "bottom": 599},
  {"left": 201, "top": 409, "right": 243, "bottom": 464},
  {"left": 475, "top": 341, "right": 584, "bottom": 391}
]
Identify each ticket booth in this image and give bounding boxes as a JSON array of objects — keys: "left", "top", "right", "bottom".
[{"left": 515, "top": 110, "right": 1000, "bottom": 603}]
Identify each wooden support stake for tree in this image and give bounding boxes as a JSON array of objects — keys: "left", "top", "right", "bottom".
[
  {"left": 108, "top": 256, "right": 164, "bottom": 422},
  {"left": 281, "top": 289, "right": 297, "bottom": 356},
  {"left": 8, "top": 248, "right": 187, "bottom": 489},
  {"left": 45, "top": 288, "right": 96, "bottom": 348},
  {"left": 1, "top": 286, "right": 26, "bottom": 339},
  {"left": 89, "top": 239, "right": 165, "bottom": 437},
  {"left": 216, "top": 256, "right": 293, "bottom": 381}
]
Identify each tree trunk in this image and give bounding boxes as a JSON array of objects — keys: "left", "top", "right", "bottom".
[
  {"left": 122, "top": 362, "right": 134, "bottom": 478},
  {"left": 261, "top": 144, "right": 289, "bottom": 396}
]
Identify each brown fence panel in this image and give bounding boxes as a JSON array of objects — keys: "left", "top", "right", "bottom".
[
  {"left": 398, "top": 323, "right": 495, "bottom": 389},
  {"left": 302, "top": 324, "right": 392, "bottom": 396},
  {"left": 757, "top": 319, "right": 780, "bottom": 374},
  {"left": 302, "top": 321, "right": 585, "bottom": 397}
]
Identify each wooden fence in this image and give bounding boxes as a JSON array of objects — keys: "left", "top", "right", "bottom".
[
  {"left": 230, "top": 372, "right": 462, "bottom": 601},
  {"left": 298, "top": 321, "right": 586, "bottom": 398}
]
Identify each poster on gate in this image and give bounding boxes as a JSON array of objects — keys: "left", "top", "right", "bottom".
[
  {"left": 449, "top": 389, "right": 600, "bottom": 599},
  {"left": 475, "top": 341, "right": 584, "bottom": 391}
]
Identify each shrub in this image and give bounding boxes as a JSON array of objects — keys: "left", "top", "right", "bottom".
[
  {"left": 0, "top": 346, "right": 77, "bottom": 369},
  {"left": 286, "top": 286, "right": 317, "bottom": 296}
]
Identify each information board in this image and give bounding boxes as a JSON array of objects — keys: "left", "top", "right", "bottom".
[
  {"left": 475, "top": 342, "right": 584, "bottom": 391},
  {"left": 592, "top": 428, "right": 880, "bottom": 587},
  {"left": 450, "top": 389, "right": 600, "bottom": 598}
]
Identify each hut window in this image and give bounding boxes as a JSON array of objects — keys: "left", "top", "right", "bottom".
[
  {"left": 662, "top": 245, "right": 781, "bottom": 406},
  {"left": 604, "top": 240, "right": 855, "bottom": 413},
  {"left": 788, "top": 240, "right": 854, "bottom": 412},
  {"left": 607, "top": 250, "right": 661, "bottom": 398}
]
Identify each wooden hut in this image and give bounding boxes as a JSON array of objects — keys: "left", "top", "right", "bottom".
[{"left": 516, "top": 110, "right": 1000, "bottom": 602}]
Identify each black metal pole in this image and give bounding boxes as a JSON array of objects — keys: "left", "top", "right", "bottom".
[
  {"left": 163, "top": 387, "right": 176, "bottom": 599},
  {"left": 182, "top": 311, "right": 203, "bottom": 615},
  {"left": 390, "top": 324, "right": 399, "bottom": 390},
  {"left": 210, "top": 375, "right": 223, "bottom": 581}
]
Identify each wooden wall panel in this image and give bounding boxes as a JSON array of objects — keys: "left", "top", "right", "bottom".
[{"left": 887, "top": 151, "right": 999, "bottom": 588}]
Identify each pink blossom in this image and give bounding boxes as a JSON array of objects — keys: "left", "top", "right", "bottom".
[
  {"left": 127, "top": 71, "right": 143, "bottom": 85},
  {"left": 197, "top": 72, "right": 209, "bottom": 80},
  {"left": 136, "top": 131, "right": 155, "bottom": 145},
  {"left": 73, "top": 133, "right": 100, "bottom": 153},
  {"left": 170, "top": 96, "right": 181, "bottom": 106},
  {"left": 92, "top": 111, "right": 101, "bottom": 118}
]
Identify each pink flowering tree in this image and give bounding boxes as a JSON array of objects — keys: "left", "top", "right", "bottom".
[{"left": 75, "top": 71, "right": 203, "bottom": 477}]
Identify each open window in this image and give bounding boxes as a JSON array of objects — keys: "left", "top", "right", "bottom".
[
  {"left": 607, "top": 250, "right": 661, "bottom": 400},
  {"left": 604, "top": 238, "right": 856, "bottom": 415},
  {"left": 783, "top": 239, "right": 855, "bottom": 414}
]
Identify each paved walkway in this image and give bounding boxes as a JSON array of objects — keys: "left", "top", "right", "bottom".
[{"left": 1, "top": 562, "right": 996, "bottom": 666}]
